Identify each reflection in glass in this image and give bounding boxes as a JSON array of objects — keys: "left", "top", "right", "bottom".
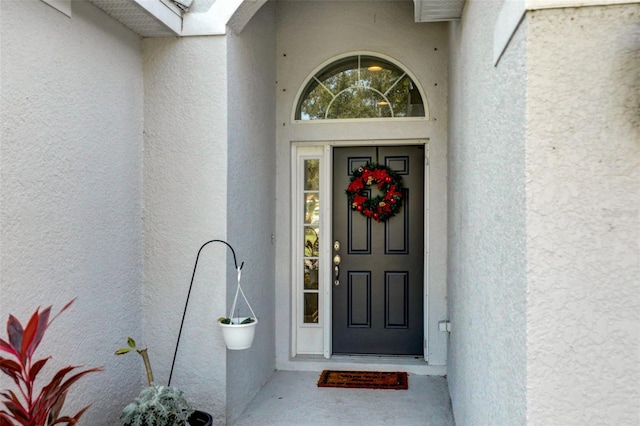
[
  {"left": 304, "top": 260, "right": 319, "bottom": 290},
  {"left": 304, "top": 227, "right": 319, "bottom": 257},
  {"left": 304, "top": 293, "right": 319, "bottom": 323},
  {"left": 301, "top": 157, "right": 321, "bottom": 326},
  {"left": 305, "top": 193, "right": 320, "bottom": 224},
  {"left": 304, "top": 159, "right": 319, "bottom": 190},
  {"left": 296, "top": 55, "right": 425, "bottom": 120}
]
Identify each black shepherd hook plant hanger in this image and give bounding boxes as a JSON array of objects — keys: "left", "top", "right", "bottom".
[{"left": 168, "top": 239, "right": 253, "bottom": 386}]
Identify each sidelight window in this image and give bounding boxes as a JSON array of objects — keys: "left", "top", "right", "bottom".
[
  {"left": 303, "top": 159, "right": 320, "bottom": 323},
  {"left": 295, "top": 146, "right": 327, "bottom": 355}
]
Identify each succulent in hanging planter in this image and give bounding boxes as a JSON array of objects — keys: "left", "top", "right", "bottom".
[
  {"left": 217, "top": 266, "right": 258, "bottom": 350},
  {"left": 180, "top": 240, "right": 258, "bottom": 351},
  {"left": 218, "top": 316, "right": 258, "bottom": 351},
  {"left": 217, "top": 317, "right": 255, "bottom": 325}
]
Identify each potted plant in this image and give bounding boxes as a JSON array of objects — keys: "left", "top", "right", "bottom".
[
  {"left": 179, "top": 239, "right": 258, "bottom": 351},
  {"left": 216, "top": 266, "right": 258, "bottom": 350},
  {"left": 0, "top": 299, "right": 102, "bottom": 425},
  {"left": 115, "top": 337, "right": 212, "bottom": 426},
  {"left": 217, "top": 315, "right": 257, "bottom": 350}
]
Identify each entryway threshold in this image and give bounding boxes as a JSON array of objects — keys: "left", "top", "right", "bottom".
[{"left": 277, "top": 354, "right": 447, "bottom": 376}]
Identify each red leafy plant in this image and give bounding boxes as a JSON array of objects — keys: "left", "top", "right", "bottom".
[{"left": 0, "top": 299, "right": 102, "bottom": 425}]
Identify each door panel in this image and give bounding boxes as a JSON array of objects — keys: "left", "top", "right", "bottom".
[{"left": 332, "top": 145, "right": 424, "bottom": 355}]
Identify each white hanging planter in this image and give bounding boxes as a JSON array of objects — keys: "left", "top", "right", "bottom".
[
  {"left": 219, "top": 317, "right": 258, "bottom": 350},
  {"left": 217, "top": 266, "right": 258, "bottom": 350},
  {"left": 173, "top": 239, "right": 260, "bottom": 369}
]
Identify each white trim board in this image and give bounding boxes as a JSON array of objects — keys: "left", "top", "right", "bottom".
[
  {"left": 493, "top": 0, "right": 639, "bottom": 66},
  {"left": 289, "top": 140, "right": 435, "bottom": 367},
  {"left": 41, "top": 0, "right": 71, "bottom": 17}
]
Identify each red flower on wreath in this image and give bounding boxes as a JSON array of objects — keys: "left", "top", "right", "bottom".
[{"left": 345, "top": 162, "right": 404, "bottom": 222}]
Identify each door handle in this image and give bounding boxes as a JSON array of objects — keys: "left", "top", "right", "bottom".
[{"left": 333, "top": 254, "right": 341, "bottom": 286}]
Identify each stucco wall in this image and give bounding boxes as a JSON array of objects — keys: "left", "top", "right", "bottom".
[
  {"left": 143, "top": 35, "right": 229, "bottom": 422},
  {"left": 0, "top": 1, "right": 143, "bottom": 423},
  {"left": 274, "top": 0, "right": 449, "bottom": 368},
  {"left": 449, "top": 1, "right": 639, "bottom": 425},
  {"left": 526, "top": 5, "right": 640, "bottom": 425},
  {"left": 447, "top": 0, "right": 528, "bottom": 424},
  {"left": 226, "top": 2, "right": 277, "bottom": 423}
]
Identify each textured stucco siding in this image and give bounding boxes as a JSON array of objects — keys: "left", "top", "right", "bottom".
[
  {"left": 226, "top": 2, "right": 277, "bottom": 423},
  {"left": 0, "top": 1, "right": 143, "bottom": 423},
  {"left": 143, "top": 36, "right": 229, "bottom": 422},
  {"left": 449, "top": 1, "right": 639, "bottom": 425},
  {"left": 526, "top": 5, "right": 640, "bottom": 425},
  {"left": 275, "top": 0, "right": 449, "bottom": 368},
  {"left": 447, "top": 0, "right": 528, "bottom": 424}
]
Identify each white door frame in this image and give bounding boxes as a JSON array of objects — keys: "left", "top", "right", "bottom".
[{"left": 291, "top": 139, "right": 430, "bottom": 362}]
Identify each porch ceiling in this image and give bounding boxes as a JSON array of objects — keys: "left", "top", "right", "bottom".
[
  {"left": 88, "top": 0, "right": 182, "bottom": 37},
  {"left": 90, "top": 0, "right": 464, "bottom": 38}
]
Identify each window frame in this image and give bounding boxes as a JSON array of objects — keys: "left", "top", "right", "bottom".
[
  {"left": 292, "top": 145, "right": 328, "bottom": 356},
  {"left": 292, "top": 52, "right": 430, "bottom": 124}
]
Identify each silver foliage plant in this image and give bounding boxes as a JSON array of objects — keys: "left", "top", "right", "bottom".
[
  {"left": 121, "top": 384, "right": 194, "bottom": 426},
  {"left": 116, "top": 338, "right": 194, "bottom": 425}
]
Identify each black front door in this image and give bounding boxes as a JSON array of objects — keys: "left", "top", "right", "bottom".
[{"left": 332, "top": 145, "right": 424, "bottom": 355}]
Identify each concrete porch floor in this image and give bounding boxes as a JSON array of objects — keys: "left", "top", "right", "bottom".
[{"left": 232, "top": 370, "right": 455, "bottom": 425}]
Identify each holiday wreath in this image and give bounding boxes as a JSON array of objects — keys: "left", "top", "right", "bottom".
[{"left": 346, "top": 162, "right": 404, "bottom": 222}]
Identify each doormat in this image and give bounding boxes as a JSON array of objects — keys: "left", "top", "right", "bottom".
[{"left": 317, "top": 370, "right": 408, "bottom": 390}]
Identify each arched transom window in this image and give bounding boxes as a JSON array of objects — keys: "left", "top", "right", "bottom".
[{"left": 295, "top": 55, "right": 425, "bottom": 120}]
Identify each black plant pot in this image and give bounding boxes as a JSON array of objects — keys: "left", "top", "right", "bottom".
[{"left": 189, "top": 410, "right": 213, "bottom": 426}]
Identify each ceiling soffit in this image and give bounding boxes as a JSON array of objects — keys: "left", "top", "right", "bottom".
[
  {"left": 88, "top": 0, "right": 182, "bottom": 37},
  {"left": 88, "top": 1, "right": 464, "bottom": 38}
]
